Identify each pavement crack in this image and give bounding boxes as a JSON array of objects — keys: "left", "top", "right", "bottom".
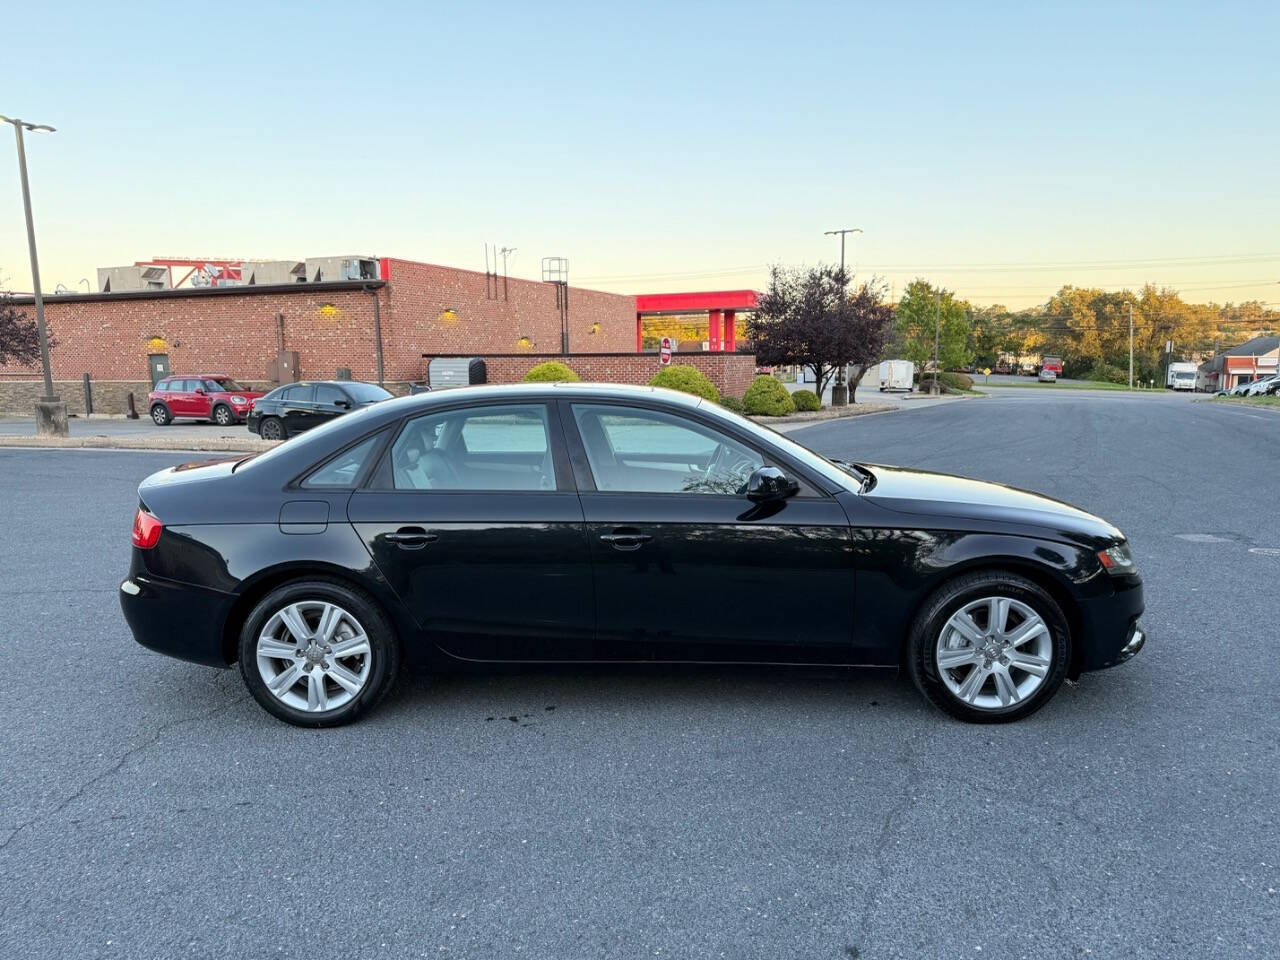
[
  {"left": 855, "top": 732, "right": 923, "bottom": 949},
  {"left": 0, "top": 693, "right": 248, "bottom": 853}
]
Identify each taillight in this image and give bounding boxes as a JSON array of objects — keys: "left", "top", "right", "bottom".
[{"left": 132, "top": 507, "right": 163, "bottom": 549}]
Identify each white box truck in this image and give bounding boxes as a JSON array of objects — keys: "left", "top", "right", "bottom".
[
  {"left": 879, "top": 360, "right": 914, "bottom": 392},
  {"left": 1166, "top": 362, "right": 1197, "bottom": 391}
]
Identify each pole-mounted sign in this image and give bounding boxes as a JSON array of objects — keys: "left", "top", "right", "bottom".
[{"left": 659, "top": 336, "right": 674, "bottom": 366}]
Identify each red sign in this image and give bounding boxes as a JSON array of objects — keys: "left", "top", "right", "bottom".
[{"left": 659, "top": 336, "right": 673, "bottom": 366}]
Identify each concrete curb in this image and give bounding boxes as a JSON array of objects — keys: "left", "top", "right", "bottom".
[
  {"left": 0, "top": 435, "right": 277, "bottom": 453},
  {"left": 751, "top": 403, "right": 898, "bottom": 426}
]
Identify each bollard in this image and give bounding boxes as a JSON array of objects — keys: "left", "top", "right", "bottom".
[
  {"left": 82, "top": 373, "right": 93, "bottom": 416},
  {"left": 126, "top": 392, "right": 139, "bottom": 419}
]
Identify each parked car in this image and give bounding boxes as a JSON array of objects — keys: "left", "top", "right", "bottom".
[
  {"left": 1229, "top": 381, "right": 1256, "bottom": 396},
  {"left": 148, "top": 376, "right": 265, "bottom": 427},
  {"left": 1241, "top": 374, "right": 1279, "bottom": 397},
  {"left": 246, "top": 380, "right": 393, "bottom": 440},
  {"left": 121, "top": 383, "right": 1146, "bottom": 727},
  {"left": 1037, "top": 369, "right": 1058, "bottom": 383}
]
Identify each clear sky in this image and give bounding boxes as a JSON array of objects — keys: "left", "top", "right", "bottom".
[{"left": 2, "top": 0, "right": 1277, "bottom": 308}]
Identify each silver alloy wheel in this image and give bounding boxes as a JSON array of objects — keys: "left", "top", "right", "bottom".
[
  {"left": 256, "top": 601, "right": 372, "bottom": 713},
  {"left": 214, "top": 405, "right": 232, "bottom": 425},
  {"left": 936, "top": 596, "right": 1053, "bottom": 710},
  {"left": 151, "top": 406, "right": 167, "bottom": 425}
]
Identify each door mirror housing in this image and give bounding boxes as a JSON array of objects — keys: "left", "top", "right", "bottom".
[
  {"left": 746, "top": 466, "right": 798, "bottom": 502},
  {"left": 194, "top": 387, "right": 206, "bottom": 395},
  {"left": 334, "top": 399, "right": 351, "bottom": 409}
]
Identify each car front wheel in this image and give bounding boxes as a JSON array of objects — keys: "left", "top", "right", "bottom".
[
  {"left": 212, "top": 404, "right": 234, "bottom": 426},
  {"left": 238, "top": 580, "right": 400, "bottom": 727},
  {"left": 907, "top": 571, "right": 1070, "bottom": 723}
]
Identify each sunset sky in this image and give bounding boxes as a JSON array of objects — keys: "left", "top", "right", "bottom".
[{"left": 3, "top": 0, "right": 1277, "bottom": 309}]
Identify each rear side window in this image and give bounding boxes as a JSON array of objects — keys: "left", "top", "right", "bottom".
[
  {"left": 389, "top": 404, "right": 555, "bottom": 491},
  {"left": 302, "top": 433, "right": 384, "bottom": 488},
  {"left": 155, "top": 381, "right": 172, "bottom": 392}
]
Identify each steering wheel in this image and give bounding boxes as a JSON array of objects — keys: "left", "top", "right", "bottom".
[{"left": 705, "top": 442, "right": 758, "bottom": 493}]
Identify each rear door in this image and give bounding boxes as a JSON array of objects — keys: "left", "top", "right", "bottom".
[
  {"left": 564, "top": 400, "right": 855, "bottom": 662},
  {"left": 280, "top": 384, "right": 316, "bottom": 434},
  {"left": 168, "top": 379, "right": 199, "bottom": 417},
  {"left": 348, "top": 399, "right": 595, "bottom": 660}
]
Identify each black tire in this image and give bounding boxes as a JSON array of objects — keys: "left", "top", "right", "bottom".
[
  {"left": 259, "top": 416, "right": 286, "bottom": 441},
  {"left": 237, "top": 579, "right": 401, "bottom": 728},
  {"left": 150, "top": 403, "right": 172, "bottom": 426},
  {"left": 906, "top": 570, "right": 1070, "bottom": 724},
  {"left": 212, "top": 404, "right": 234, "bottom": 426}
]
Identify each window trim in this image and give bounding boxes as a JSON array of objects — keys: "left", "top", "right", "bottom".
[
  {"left": 370, "top": 398, "right": 574, "bottom": 494},
  {"left": 560, "top": 398, "right": 829, "bottom": 499}
]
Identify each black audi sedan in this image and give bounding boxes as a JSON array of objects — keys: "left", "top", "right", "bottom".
[
  {"left": 121, "top": 383, "right": 1145, "bottom": 727},
  {"left": 246, "top": 379, "right": 392, "bottom": 440}
]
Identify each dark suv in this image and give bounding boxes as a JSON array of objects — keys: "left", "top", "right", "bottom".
[
  {"left": 148, "top": 376, "right": 265, "bottom": 426},
  {"left": 246, "top": 380, "right": 393, "bottom": 440}
]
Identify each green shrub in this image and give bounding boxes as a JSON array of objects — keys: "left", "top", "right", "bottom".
[
  {"left": 936, "top": 371, "right": 974, "bottom": 393},
  {"left": 791, "top": 389, "right": 821, "bottom": 412},
  {"left": 649, "top": 364, "right": 720, "bottom": 402},
  {"left": 743, "top": 376, "right": 796, "bottom": 416},
  {"left": 523, "top": 361, "right": 580, "bottom": 382},
  {"left": 1083, "top": 360, "right": 1127, "bottom": 384},
  {"left": 718, "top": 395, "right": 746, "bottom": 414}
]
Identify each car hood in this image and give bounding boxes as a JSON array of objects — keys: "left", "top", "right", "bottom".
[{"left": 861, "top": 463, "right": 1123, "bottom": 544}]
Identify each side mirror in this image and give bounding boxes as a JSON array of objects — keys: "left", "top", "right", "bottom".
[
  {"left": 334, "top": 399, "right": 351, "bottom": 409},
  {"left": 746, "top": 465, "right": 798, "bottom": 502},
  {"left": 194, "top": 387, "right": 206, "bottom": 395}
]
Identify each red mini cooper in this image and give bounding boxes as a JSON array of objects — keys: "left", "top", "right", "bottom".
[{"left": 147, "top": 375, "right": 266, "bottom": 427}]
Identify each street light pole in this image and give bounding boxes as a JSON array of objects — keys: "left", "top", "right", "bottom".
[
  {"left": 2, "top": 114, "right": 66, "bottom": 435},
  {"left": 823, "top": 227, "right": 863, "bottom": 282},
  {"left": 824, "top": 228, "right": 862, "bottom": 407},
  {"left": 933, "top": 290, "right": 942, "bottom": 395}
]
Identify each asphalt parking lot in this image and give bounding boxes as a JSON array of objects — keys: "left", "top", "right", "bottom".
[{"left": 2, "top": 389, "right": 1276, "bottom": 959}]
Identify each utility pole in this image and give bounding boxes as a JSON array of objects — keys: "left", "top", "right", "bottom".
[
  {"left": 1, "top": 114, "right": 65, "bottom": 436},
  {"left": 824, "top": 228, "right": 862, "bottom": 407},
  {"left": 933, "top": 289, "right": 942, "bottom": 395},
  {"left": 499, "top": 247, "right": 516, "bottom": 301},
  {"left": 1127, "top": 301, "right": 1134, "bottom": 389}
]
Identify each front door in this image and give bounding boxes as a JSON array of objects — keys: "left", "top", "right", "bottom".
[
  {"left": 278, "top": 384, "right": 316, "bottom": 434},
  {"left": 348, "top": 400, "right": 595, "bottom": 660},
  {"left": 148, "top": 354, "right": 169, "bottom": 386},
  {"left": 564, "top": 401, "right": 855, "bottom": 662}
]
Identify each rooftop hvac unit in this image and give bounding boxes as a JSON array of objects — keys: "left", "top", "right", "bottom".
[
  {"left": 242, "top": 261, "right": 306, "bottom": 285},
  {"left": 96, "top": 265, "right": 173, "bottom": 293},
  {"left": 305, "top": 256, "right": 380, "bottom": 283}
]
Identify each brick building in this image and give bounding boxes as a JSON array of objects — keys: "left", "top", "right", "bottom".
[{"left": 1, "top": 255, "right": 759, "bottom": 414}]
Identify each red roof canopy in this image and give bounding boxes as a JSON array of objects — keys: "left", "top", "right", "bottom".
[{"left": 635, "top": 290, "right": 758, "bottom": 314}]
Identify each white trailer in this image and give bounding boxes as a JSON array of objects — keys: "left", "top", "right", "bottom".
[
  {"left": 879, "top": 360, "right": 914, "bottom": 392},
  {"left": 1166, "top": 362, "right": 1197, "bottom": 390}
]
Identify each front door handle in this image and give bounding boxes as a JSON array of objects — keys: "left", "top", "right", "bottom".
[
  {"left": 600, "top": 529, "right": 652, "bottom": 550},
  {"left": 385, "top": 527, "right": 438, "bottom": 549}
]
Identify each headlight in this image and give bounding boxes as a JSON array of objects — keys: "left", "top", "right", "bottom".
[
  {"left": 230, "top": 395, "right": 247, "bottom": 404},
  {"left": 1097, "top": 541, "right": 1137, "bottom": 575}
]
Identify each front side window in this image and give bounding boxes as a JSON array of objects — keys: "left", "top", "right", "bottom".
[
  {"left": 302, "top": 433, "right": 383, "bottom": 488},
  {"left": 390, "top": 404, "right": 555, "bottom": 491},
  {"left": 315, "top": 385, "right": 348, "bottom": 405},
  {"left": 571, "top": 404, "right": 763, "bottom": 495}
]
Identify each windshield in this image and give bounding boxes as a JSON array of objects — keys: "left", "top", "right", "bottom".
[
  {"left": 696, "top": 400, "right": 863, "bottom": 491},
  {"left": 209, "top": 378, "right": 249, "bottom": 391},
  {"left": 1175, "top": 372, "right": 1194, "bottom": 380},
  {"left": 343, "top": 382, "right": 394, "bottom": 403}
]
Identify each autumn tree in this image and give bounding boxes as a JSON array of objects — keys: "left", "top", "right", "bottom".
[
  {"left": 746, "top": 265, "right": 893, "bottom": 402},
  {"left": 0, "top": 294, "right": 51, "bottom": 367}
]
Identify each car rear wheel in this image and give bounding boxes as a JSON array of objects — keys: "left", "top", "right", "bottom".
[
  {"left": 238, "top": 580, "right": 400, "bottom": 727},
  {"left": 907, "top": 571, "right": 1070, "bottom": 723},
  {"left": 259, "top": 416, "right": 286, "bottom": 440},
  {"left": 150, "top": 404, "right": 172, "bottom": 426},
  {"left": 212, "top": 404, "right": 234, "bottom": 426}
]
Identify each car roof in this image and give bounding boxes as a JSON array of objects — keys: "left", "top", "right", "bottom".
[{"left": 385, "top": 381, "right": 703, "bottom": 409}]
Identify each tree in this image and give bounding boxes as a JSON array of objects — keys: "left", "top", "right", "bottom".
[
  {"left": 895, "top": 280, "right": 972, "bottom": 381},
  {"left": 0, "top": 294, "right": 52, "bottom": 367},
  {"left": 746, "top": 265, "right": 893, "bottom": 402}
]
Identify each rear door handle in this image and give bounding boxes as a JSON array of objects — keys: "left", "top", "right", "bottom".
[
  {"left": 386, "top": 527, "right": 438, "bottom": 549},
  {"left": 600, "top": 529, "right": 652, "bottom": 550}
]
